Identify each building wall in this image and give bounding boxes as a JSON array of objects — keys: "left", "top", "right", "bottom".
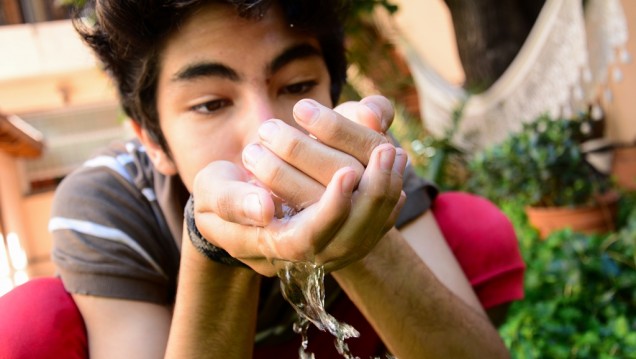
[
  {"left": 22, "top": 191, "right": 54, "bottom": 276},
  {"left": 604, "top": 0, "right": 636, "bottom": 144},
  {"left": 0, "top": 19, "right": 118, "bottom": 280},
  {"left": 392, "top": 0, "right": 464, "bottom": 85},
  {"left": 0, "top": 20, "right": 117, "bottom": 114}
]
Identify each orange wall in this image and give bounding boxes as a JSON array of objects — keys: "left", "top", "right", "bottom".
[
  {"left": 604, "top": 0, "right": 636, "bottom": 144},
  {"left": 393, "top": 0, "right": 464, "bottom": 85},
  {"left": 22, "top": 191, "right": 55, "bottom": 277},
  {"left": 22, "top": 191, "right": 54, "bottom": 261}
]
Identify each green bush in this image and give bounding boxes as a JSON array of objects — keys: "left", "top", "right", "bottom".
[
  {"left": 467, "top": 114, "right": 611, "bottom": 207},
  {"left": 499, "top": 194, "right": 636, "bottom": 358}
]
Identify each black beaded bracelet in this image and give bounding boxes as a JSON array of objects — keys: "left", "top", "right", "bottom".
[{"left": 184, "top": 195, "right": 249, "bottom": 268}]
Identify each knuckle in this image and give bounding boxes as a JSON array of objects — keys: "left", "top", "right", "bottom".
[
  {"left": 280, "top": 132, "right": 304, "bottom": 160},
  {"left": 216, "top": 192, "right": 238, "bottom": 222},
  {"left": 260, "top": 160, "right": 284, "bottom": 185},
  {"left": 322, "top": 110, "right": 341, "bottom": 134},
  {"left": 387, "top": 183, "right": 403, "bottom": 204},
  {"left": 363, "top": 135, "right": 390, "bottom": 161},
  {"left": 366, "top": 182, "right": 390, "bottom": 203}
]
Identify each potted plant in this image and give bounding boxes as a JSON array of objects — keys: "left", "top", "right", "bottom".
[
  {"left": 467, "top": 113, "right": 617, "bottom": 238},
  {"left": 498, "top": 194, "right": 636, "bottom": 358}
]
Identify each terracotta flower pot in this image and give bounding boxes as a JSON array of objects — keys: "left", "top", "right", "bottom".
[
  {"left": 612, "top": 145, "right": 636, "bottom": 191},
  {"left": 525, "top": 192, "right": 619, "bottom": 239}
]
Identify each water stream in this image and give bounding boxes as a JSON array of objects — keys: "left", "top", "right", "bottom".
[
  {"left": 278, "top": 261, "right": 360, "bottom": 358},
  {"left": 274, "top": 204, "right": 396, "bottom": 359}
]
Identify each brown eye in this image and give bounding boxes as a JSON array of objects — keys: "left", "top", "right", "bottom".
[
  {"left": 280, "top": 81, "right": 317, "bottom": 95},
  {"left": 192, "top": 99, "right": 232, "bottom": 114}
]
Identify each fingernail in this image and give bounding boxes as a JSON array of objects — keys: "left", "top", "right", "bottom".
[
  {"left": 243, "top": 143, "right": 265, "bottom": 167},
  {"left": 294, "top": 100, "right": 319, "bottom": 125},
  {"left": 341, "top": 170, "right": 356, "bottom": 195},
  {"left": 365, "top": 102, "right": 382, "bottom": 123},
  {"left": 394, "top": 148, "right": 407, "bottom": 175},
  {"left": 258, "top": 120, "right": 279, "bottom": 143},
  {"left": 243, "top": 193, "right": 262, "bottom": 222},
  {"left": 379, "top": 147, "right": 395, "bottom": 172}
]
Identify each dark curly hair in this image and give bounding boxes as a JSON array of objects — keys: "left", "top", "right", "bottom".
[{"left": 74, "top": 0, "right": 350, "bottom": 155}]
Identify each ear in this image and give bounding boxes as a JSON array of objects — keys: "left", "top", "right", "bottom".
[{"left": 130, "top": 121, "right": 178, "bottom": 176}]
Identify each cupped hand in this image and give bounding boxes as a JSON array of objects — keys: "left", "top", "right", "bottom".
[
  {"left": 191, "top": 95, "right": 405, "bottom": 275},
  {"left": 192, "top": 144, "right": 405, "bottom": 276},
  {"left": 191, "top": 160, "right": 354, "bottom": 276},
  {"left": 243, "top": 95, "right": 395, "bottom": 209}
]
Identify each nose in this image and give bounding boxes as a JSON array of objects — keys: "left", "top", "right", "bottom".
[{"left": 241, "top": 95, "right": 277, "bottom": 146}]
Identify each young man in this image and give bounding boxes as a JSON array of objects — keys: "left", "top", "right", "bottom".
[{"left": 49, "top": 1, "right": 521, "bottom": 358}]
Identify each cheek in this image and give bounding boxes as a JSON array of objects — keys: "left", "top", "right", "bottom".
[{"left": 166, "top": 122, "right": 246, "bottom": 190}]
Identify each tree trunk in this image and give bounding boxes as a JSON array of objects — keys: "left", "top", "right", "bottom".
[{"left": 444, "top": 0, "right": 545, "bottom": 92}]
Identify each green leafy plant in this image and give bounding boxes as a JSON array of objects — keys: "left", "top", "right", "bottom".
[
  {"left": 499, "top": 193, "right": 636, "bottom": 358},
  {"left": 409, "top": 99, "right": 468, "bottom": 190},
  {"left": 467, "top": 114, "right": 611, "bottom": 207},
  {"left": 54, "top": 0, "right": 85, "bottom": 8}
]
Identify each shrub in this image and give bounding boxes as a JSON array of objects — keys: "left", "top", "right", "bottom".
[
  {"left": 467, "top": 114, "right": 611, "bottom": 207},
  {"left": 499, "top": 194, "right": 636, "bottom": 358}
]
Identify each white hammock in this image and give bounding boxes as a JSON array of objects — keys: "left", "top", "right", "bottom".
[{"left": 393, "top": 0, "right": 630, "bottom": 151}]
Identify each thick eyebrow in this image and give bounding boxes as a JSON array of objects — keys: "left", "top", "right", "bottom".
[
  {"left": 170, "top": 43, "right": 322, "bottom": 83},
  {"left": 172, "top": 62, "right": 240, "bottom": 82},
  {"left": 268, "top": 43, "right": 323, "bottom": 75}
]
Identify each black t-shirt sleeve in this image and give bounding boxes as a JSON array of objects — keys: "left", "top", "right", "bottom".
[
  {"left": 50, "top": 165, "right": 178, "bottom": 304},
  {"left": 395, "top": 163, "right": 438, "bottom": 228}
]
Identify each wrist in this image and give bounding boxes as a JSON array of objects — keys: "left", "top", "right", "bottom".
[
  {"left": 184, "top": 194, "right": 250, "bottom": 268},
  {"left": 333, "top": 228, "right": 399, "bottom": 280}
]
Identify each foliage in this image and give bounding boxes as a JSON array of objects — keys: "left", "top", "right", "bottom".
[
  {"left": 54, "top": 0, "right": 85, "bottom": 8},
  {"left": 406, "top": 100, "right": 468, "bottom": 190},
  {"left": 467, "top": 114, "right": 611, "bottom": 207},
  {"left": 343, "top": 0, "right": 444, "bottom": 187},
  {"left": 385, "top": 103, "right": 426, "bottom": 172},
  {"left": 389, "top": 99, "right": 469, "bottom": 191},
  {"left": 499, "top": 193, "right": 636, "bottom": 358},
  {"left": 344, "top": 0, "right": 416, "bottom": 115}
]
